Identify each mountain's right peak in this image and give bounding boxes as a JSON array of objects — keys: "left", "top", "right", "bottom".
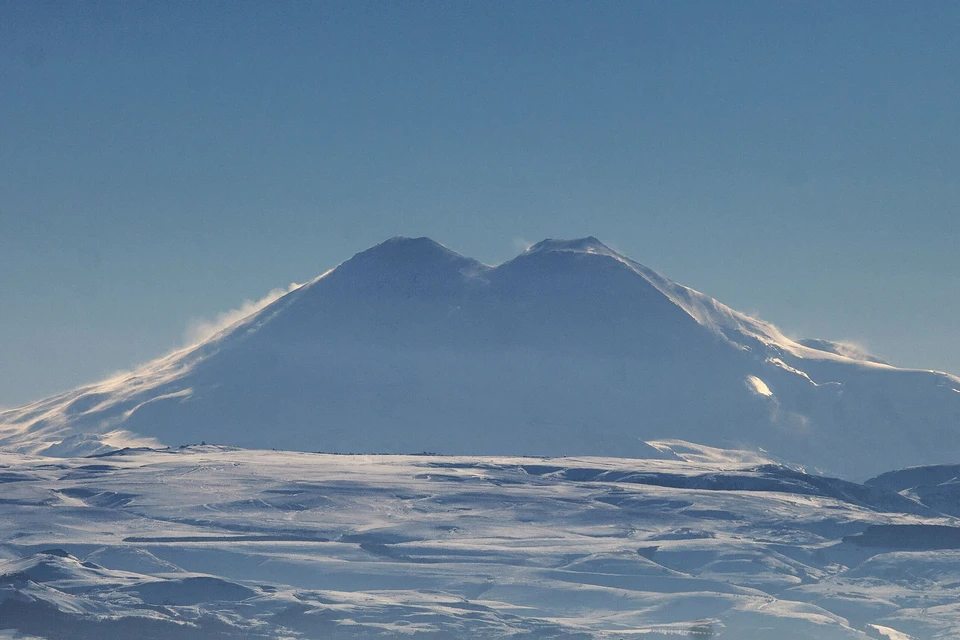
[{"left": 524, "top": 237, "right": 621, "bottom": 259}]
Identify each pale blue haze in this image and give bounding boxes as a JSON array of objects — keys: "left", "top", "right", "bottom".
[{"left": 1, "top": 1, "right": 958, "bottom": 405}]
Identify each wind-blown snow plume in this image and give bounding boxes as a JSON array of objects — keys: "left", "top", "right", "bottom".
[{"left": 182, "top": 282, "right": 301, "bottom": 346}]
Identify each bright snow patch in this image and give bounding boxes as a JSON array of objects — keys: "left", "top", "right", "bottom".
[
  {"left": 745, "top": 375, "right": 773, "bottom": 397},
  {"left": 646, "top": 439, "right": 777, "bottom": 466},
  {"left": 867, "top": 624, "right": 917, "bottom": 640}
]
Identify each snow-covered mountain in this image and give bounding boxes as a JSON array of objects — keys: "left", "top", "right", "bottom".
[{"left": 2, "top": 237, "right": 958, "bottom": 478}]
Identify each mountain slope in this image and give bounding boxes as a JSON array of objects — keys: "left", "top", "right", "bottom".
[{"left": 2, "top": 237, "right": 958, "bottom": 478}]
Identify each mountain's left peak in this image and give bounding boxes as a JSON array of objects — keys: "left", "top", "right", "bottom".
[{"left": 341, "top": 236, "right": 479, "bottom": 268}]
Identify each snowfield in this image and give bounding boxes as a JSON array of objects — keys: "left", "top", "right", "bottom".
[{"left": 1, "top": 445, "right": 959, "bottom": 638}]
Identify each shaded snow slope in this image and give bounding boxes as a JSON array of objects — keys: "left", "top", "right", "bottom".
[
  {"left": 1, "top": 447, "right": 959, "bottom": 638},
  {"left": 2, "top": 237, "right": 959, "bottom": 478}
]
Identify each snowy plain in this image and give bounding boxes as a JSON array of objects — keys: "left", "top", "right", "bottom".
[{"left": 2, "top": 444, "right": 960, "bottom": 638}]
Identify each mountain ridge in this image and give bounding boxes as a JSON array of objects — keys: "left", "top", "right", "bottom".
[{"left": 2, "top": 236, "right": 958, "bottom": 478}]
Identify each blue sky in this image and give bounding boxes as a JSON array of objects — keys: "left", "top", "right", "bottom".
[{"left": 1, "top": 1, "right": 958, "bottom": 406}]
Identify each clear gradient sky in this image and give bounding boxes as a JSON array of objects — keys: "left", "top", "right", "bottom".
[{"left": 1, "top": 1, "right": 959, "bottom": 407}]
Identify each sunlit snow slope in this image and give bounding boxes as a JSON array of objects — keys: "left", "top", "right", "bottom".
[
  {"left": 1, "top": 446, "right": 959, "bottom": 638},
  {"left": 2, "top": 237, "right": 959, "bottom": 478}
]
